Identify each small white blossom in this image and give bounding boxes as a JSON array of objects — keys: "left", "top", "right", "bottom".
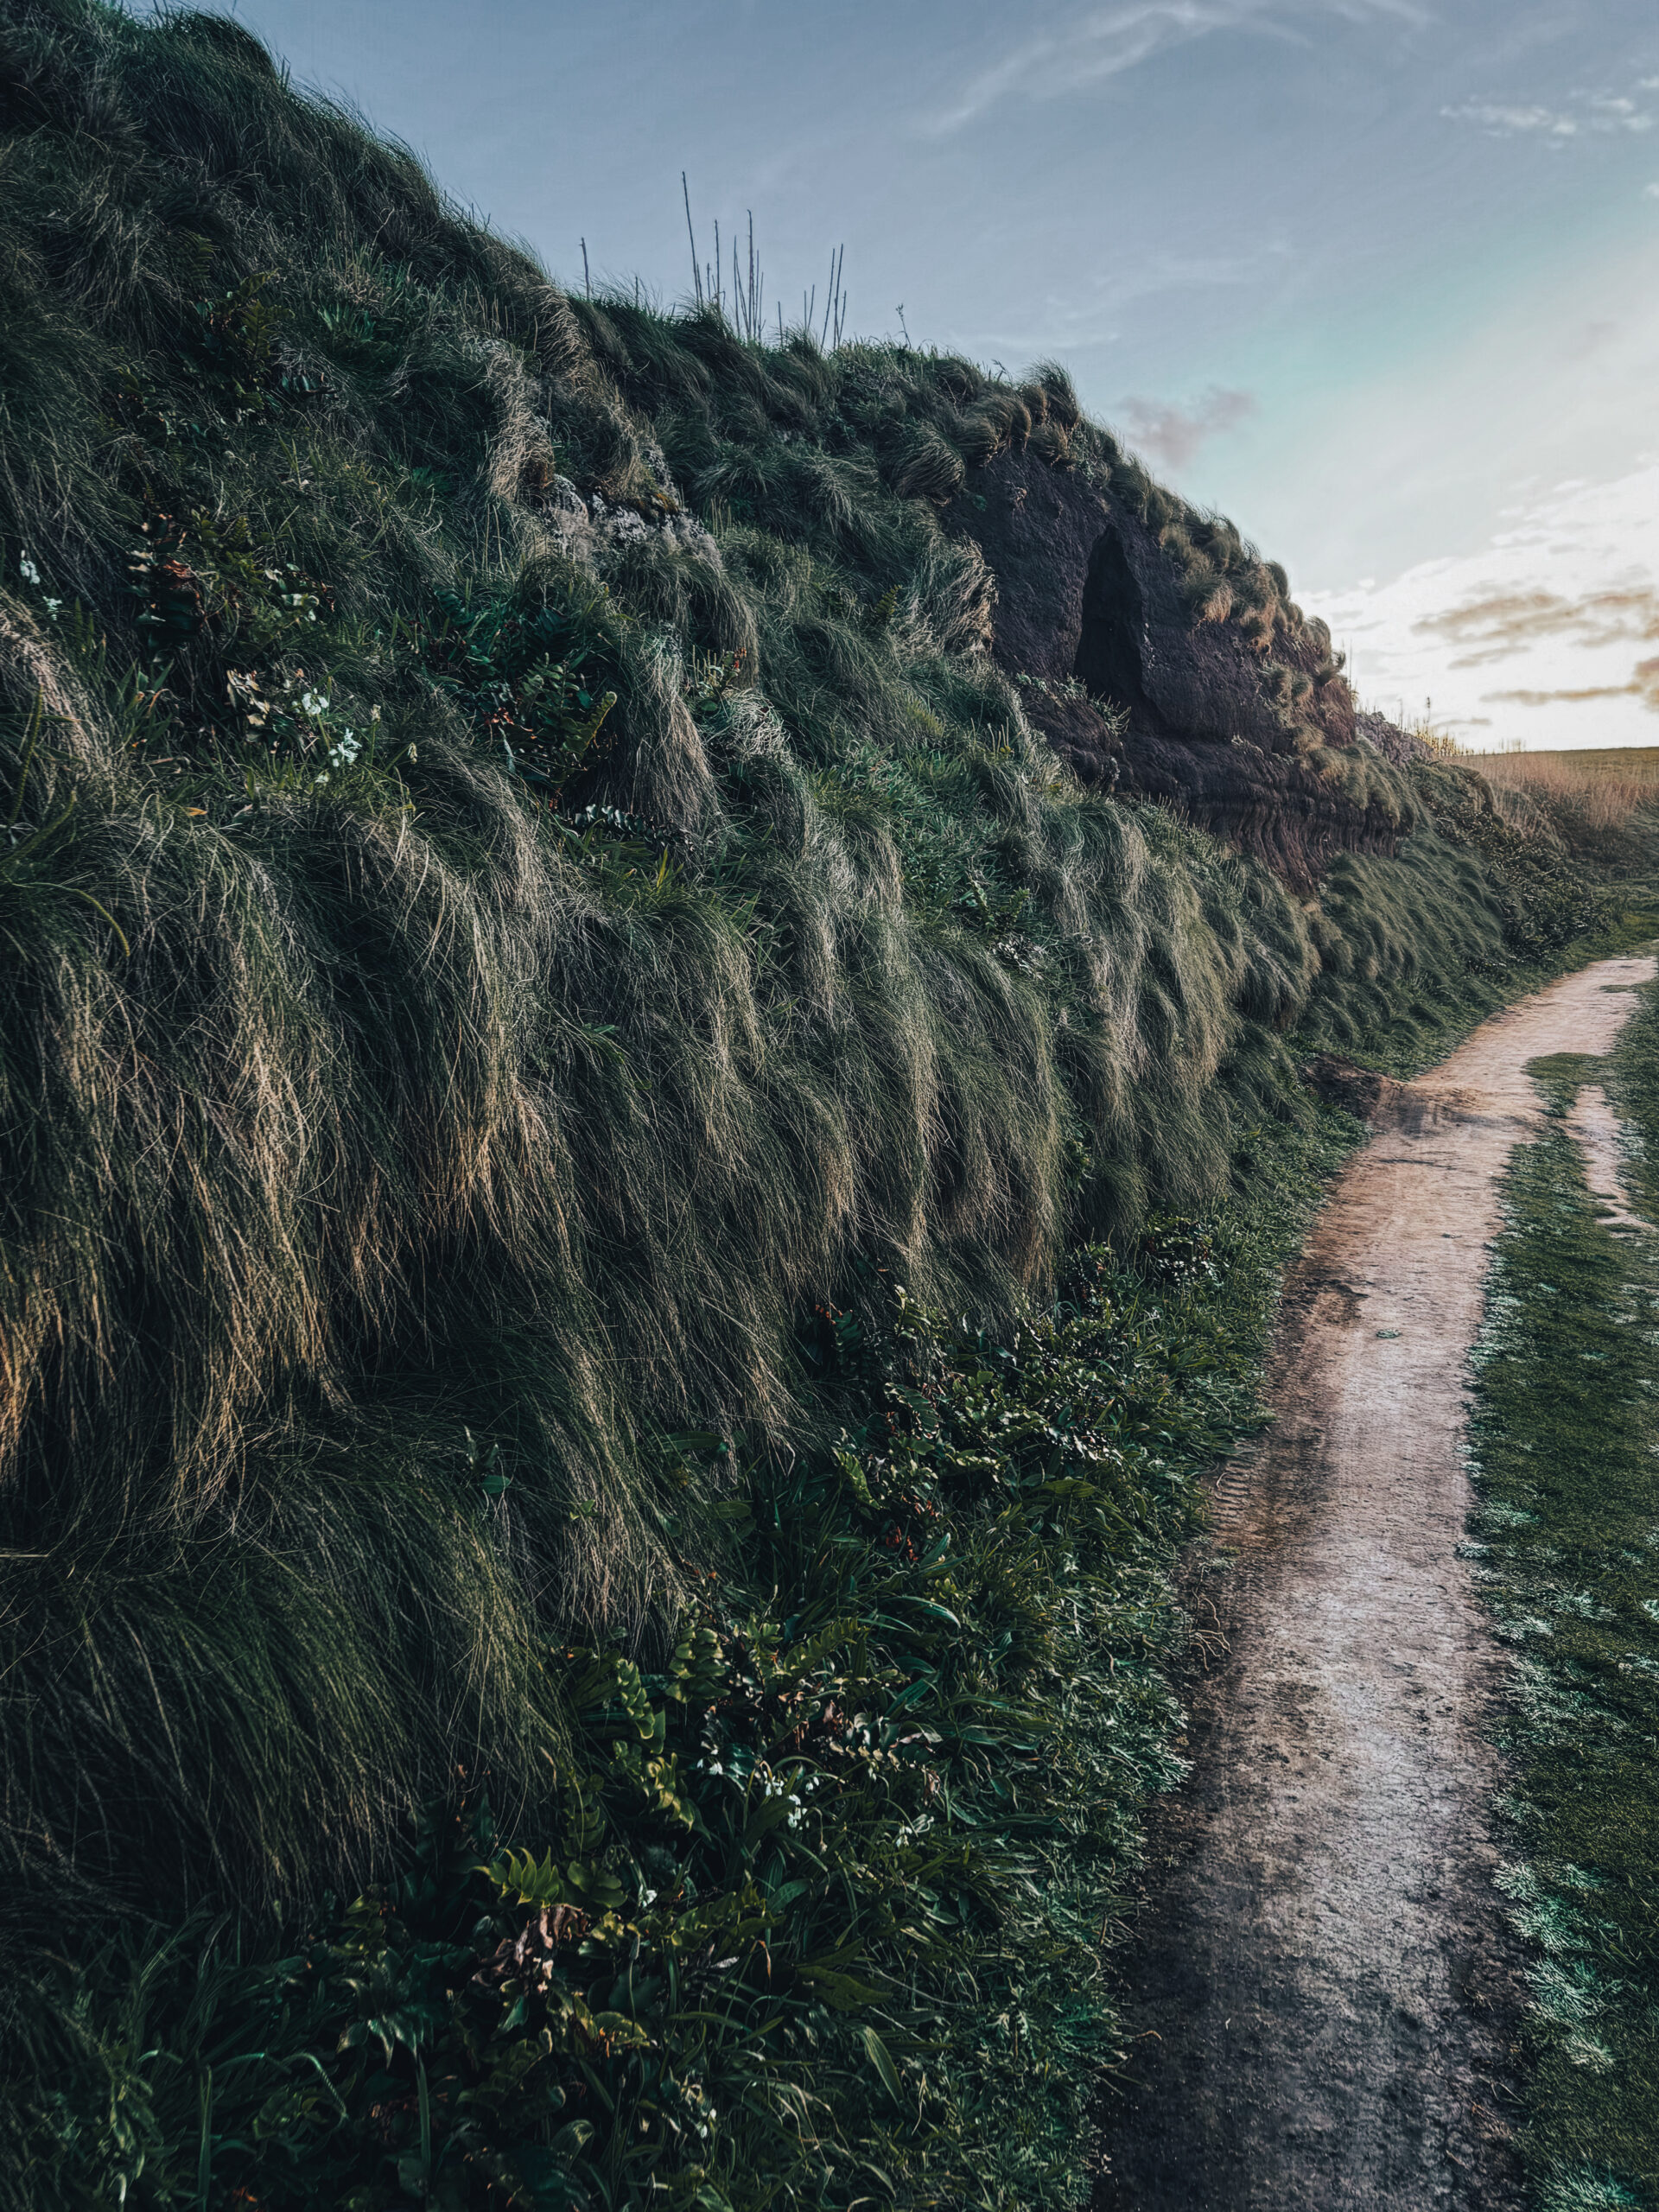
[{"left": 18, "top": 553, "right": 41, "bottom": 588}]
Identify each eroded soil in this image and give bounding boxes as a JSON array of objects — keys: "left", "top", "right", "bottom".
[{"left": 1098, "top": 951, "right": 1657, "bottom": 2211}]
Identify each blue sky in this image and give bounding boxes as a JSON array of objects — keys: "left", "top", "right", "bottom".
[{"left": 217, "top": 0, "right": 1659, "bottom": 747}]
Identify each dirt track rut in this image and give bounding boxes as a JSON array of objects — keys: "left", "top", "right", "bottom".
[{"left": 1099, "top": 951, "right": 1656, "bottom": 2211}]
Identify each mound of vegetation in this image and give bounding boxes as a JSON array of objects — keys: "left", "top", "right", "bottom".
[{"left": 0, "top": 4, "right": 1646, "bottom": 2206}]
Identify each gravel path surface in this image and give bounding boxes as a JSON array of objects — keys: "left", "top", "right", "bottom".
[{"left": 1098, "top": 952, "right": 1656, "bottom": 2212}]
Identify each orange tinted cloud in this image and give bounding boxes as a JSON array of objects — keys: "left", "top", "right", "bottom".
[
  {"left": 1484, "top": 657, "right": 1659, "bottom": 712},
  {"left": 1414, "top": 584, "right": 1659, "bottom": 664}
]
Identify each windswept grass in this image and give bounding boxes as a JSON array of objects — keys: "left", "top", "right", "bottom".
[
  {"left": 0, "top": 1108, "right": 1365, "bottom": 2212},
  {"left": 1293, "top": 756, "right": 1650, "bottom": 1077},
  {"left": 0, "top": 3, "right": 1652, "bottom": 2206}
]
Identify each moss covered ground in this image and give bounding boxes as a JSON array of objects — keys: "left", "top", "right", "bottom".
[
  {"left": 1, "top": 3, "right": 1656, "bottom": 2205},
  {"left": 1465, "top": 988, "right": 1659, "bottom": 2209}
]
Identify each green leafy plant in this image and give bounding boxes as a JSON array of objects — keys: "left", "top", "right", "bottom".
[{"left": 420, "top": 584, "right": 619, "bottom": 800}]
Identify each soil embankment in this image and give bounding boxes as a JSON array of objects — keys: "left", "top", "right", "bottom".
[{"left": 1100, "top": 951, "right": 1657, "bottom": 2211}]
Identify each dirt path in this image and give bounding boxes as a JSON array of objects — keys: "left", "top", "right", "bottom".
[{"left": 1099, "top": 950, "right": 1656, "bottom": 2212}]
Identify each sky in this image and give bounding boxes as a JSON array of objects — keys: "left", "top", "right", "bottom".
[{"left": 210, "top": 0, "right": 1659, "bottom": 751}]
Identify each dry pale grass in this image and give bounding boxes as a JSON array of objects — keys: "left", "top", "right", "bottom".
[{"left": 1465, "top": 747, "right": 1659, "bottom": 842}]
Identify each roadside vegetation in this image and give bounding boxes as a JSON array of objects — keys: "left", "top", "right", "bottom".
[
  {"left": 0, "top": 3, "right": 1654, "bottom": 2207},
  {"left": 1465, "top": 988, "right": 1659, "bottom": 2210},
  {"left": 2, "top": 1110, "right": 1364, "bottom": 2212},
  {"left": 1462, "top": 748, "right": 1659, "bottom": 874}
]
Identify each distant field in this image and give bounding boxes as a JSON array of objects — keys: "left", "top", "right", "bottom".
[
  {"left": 1463, "top": 746, "right": 1659, "bottom": 781},
  {"left": 1460, "top": 746, "right": 1659, "bottom": 847}
]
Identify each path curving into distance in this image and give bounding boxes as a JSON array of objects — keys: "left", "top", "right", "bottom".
[{"left": 1099, "top": 950, "right": 1657, "bottom": 2212}]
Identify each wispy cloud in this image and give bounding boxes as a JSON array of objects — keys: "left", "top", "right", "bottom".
[
  {"left": 1589, "top": 95, "right": 1651, "bottom": 125},
  {"left": 1485, "top": 658, "right": 1659, "bottom": 711},
  {"left": 921, "top": 0, "right": 1424, "bottom": 134},
  {"left": 1442, "top": 85, "right": 1656, "bottom": 142},
  {"left": 1414, "top": 582, "right": 1659, "bottom": 659},
  {"left": 959, "top": 235, "right": 1293, "bottom": 360},
  {"left": 1443, "top": 100, "right": 1580, "bottom": 137},
  {"left": 1305, "top": 467, "right": 1659, "bottom": 751},
  {"left": 1116, "top": 385, "right": 1257, "bottom": 467}
]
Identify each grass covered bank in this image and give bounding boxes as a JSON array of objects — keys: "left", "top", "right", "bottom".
[
  {"left": 1465, "top": 986, "right": 1659, "bottom": 2209},
  {"left": 3, "top": 1108, "right": 1363, "bottom": 2212},
  {"left": 0, "top": 2, "right": 1653, "bottom": 2203}
]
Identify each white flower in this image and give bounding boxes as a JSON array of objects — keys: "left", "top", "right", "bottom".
[
  {"left": 18, "top": 554, "right": 41, "bottom": 587},
  {"left": 300, "top": 691, "right": 329, "bottom": 718}
]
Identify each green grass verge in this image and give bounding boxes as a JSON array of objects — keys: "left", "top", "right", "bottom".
[
  {"left": 1465, "top": 986, "right": 1659, "bottom": 2209},
  {"left": 0, "top": 1106, "right": 1361, "bottom": 2212}
]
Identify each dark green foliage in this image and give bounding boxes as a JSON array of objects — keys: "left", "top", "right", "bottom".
[
  {"left": 0, "top": 4, "right": 1647, "bottom": 2207},
  {"left": 420, "top": 575, "right": 621, "bottom": 799},
  {"left": 1463, "top": 991, "right": 1659, "bottom": 2209},
  {"left": 0, "top": 1109, "right": 1359, "bottom": 2212}
]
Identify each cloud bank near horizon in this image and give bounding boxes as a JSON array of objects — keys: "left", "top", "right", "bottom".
[{"left": 1306, "top": 466, "right": 1659, "bottom": 750}]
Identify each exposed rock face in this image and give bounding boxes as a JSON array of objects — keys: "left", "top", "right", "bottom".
[
  {"left": 1300, "top": 1052, "right": 1408, "bottom": 1122},
  {"left": 1354, "top": 709, "right": 1429, "bottom": 766},
  {"left": 941, "top": 451, "right": 1404, "bottom": 883},
  {"left": 1077, "top": 496, "right": 1356, "bottom": 753},
  {"left": 535, "top": 473, "right": 723, "bottom": 567}
]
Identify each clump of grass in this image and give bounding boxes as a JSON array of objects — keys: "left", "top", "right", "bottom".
[
  {"left": 1461, "top": 986, "right": 1659, "bottom": 2206},
  {"left": 1294, "top": 757, "right": 1653, "bottom": 1076}
]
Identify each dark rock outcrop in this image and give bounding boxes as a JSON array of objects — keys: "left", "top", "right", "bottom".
[
  {"left": 1354, "top": 709, "right": 1429, "bottom": 766},
  {"left": 941, "top": 451, "right": 1405, "bottom": 883},
  {"left": 1300, "top": 1052, "right": 1408, "bottom": 1122}
]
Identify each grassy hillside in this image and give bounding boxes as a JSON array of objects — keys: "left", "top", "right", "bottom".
[{"left": 0, "top": 4, "right": 1649, "bottom": 2206}]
